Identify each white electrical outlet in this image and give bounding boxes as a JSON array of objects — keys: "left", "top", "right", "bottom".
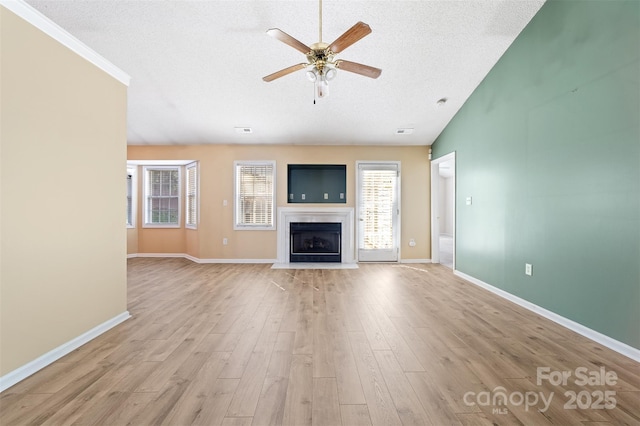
[
  {"left": 222, "top": 199, "right": 227, "bottom": 206},
  {"left": 223, "top": 238, "right": 228, "bottom": 246},
  {"left": 324, "top": 193, "right": 329, "bottom": 200},
  {"left": 301, "top": 194, "right": 306, "bottom": 200},
  {"left": 525, "top": 263, "right": 532, "bottom": 276},
  {"left": 409, "top": 238, "right": 416, "bottom": 247}
]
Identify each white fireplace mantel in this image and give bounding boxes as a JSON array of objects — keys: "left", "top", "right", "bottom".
[{"left": 277, "top": 207, "right": 355, "bottom": 264}]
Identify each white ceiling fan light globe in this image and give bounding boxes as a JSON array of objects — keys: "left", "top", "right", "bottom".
[
  {"left": 306, "top": 69, "right": 318, "bottom": 82},
  {"left": 324, "top": 67, "right": 337, "bottom": 81},
  {"left": 317, "top": 79, "right": 328, "bottom": 98}
]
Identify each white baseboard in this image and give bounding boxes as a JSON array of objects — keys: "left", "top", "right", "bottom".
[
  {"left": 194, "top": 257, "right": 277, "bottom": 264},
  {"left": 0, "top": 311, "right": 131, "bottom": 392},
  {"left": 130, "top": 253, "right": 277, "bottom": 264},
  {"left": 132, "top": 253, "right": 186, "bottom": 258},
  {"left": 455, "top": 270, "right": 640, "bottom": 363},
  {"left": 131, "top": 253, "right": 432, "bottom": 265}
]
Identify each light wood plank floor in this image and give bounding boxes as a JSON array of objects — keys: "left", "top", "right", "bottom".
[{"left": 1, "top": 259, "right": 639, "bottom": 425}]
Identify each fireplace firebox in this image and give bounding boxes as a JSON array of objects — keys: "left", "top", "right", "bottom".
[{"left": 290, "top": 222, "right": 341, "bottom": 262}]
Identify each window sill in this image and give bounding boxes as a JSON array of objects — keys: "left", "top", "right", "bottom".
[
  {"left": 143, "top": 224, "right": 181, "bottom": 229},
  {"left": 234, "top": 225, "right": 276, "bottom": 231}
]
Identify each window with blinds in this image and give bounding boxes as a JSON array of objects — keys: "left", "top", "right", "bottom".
[
  {"left": 127, "top": 173, "right": 133, "bottom": 226},
  {"left": 360, "top": 168, "right": 397, "bottom": 249},
  {"left": 126, "top": 166, "right": 136, "bottom": 228},
  {"left": 144, "top": 166, "right": 180, "bottom": 227},
  {"left": 234, "top": 161, "right": 275, "bottom": 230},
  {"left": 185, "top": 162, "right": 198, "bottom": 228}
]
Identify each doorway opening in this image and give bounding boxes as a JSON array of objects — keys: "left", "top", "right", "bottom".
[{"left": 431, "top": 152, "right": 455, "bottom": 269}]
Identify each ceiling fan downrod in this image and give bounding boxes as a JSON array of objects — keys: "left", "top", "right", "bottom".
[{"left": 318, "top": 0, "right": 323, "bottom": 43}]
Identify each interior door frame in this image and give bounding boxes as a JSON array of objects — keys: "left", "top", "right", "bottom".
[
  {"left": 356, "top": 161, "right": 401, "bottom": 262},
  {"left": 430, "top": 151, "right": 456, "bottom": 268}
]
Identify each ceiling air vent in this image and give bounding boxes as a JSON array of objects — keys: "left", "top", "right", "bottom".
[
  {"left": 395, "top": 128, "right": 414, "bottom": 135},
  {"left": 235, "top": 127, "right": 253, "bottom": 134}
]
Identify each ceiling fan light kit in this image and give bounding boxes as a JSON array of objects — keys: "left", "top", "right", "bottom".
[{"left": 263, "top": 0, "right": 381, "bottom": 99}]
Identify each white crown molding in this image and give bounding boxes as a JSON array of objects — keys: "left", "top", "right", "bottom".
[
  {"left": 0, "top": 311, "right": 131, "bottom": 392},
  {"left": 455, "top": 270, "right": 640, "bottom": 363},
  {"left": 0, "top": 0, "right": 130, "bottom": 86}
]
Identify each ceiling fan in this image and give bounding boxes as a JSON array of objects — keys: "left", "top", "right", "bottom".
[{"left": 262, "top": 0, "right": 381, "bottom": 98}]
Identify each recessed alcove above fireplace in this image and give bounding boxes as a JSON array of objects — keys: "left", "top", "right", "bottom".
[
  {"left": 287, "top": 164, "right": 346, "bottom": 203},
  {"left": 276, "top": 207, "right": 355, "bottom": 265}
]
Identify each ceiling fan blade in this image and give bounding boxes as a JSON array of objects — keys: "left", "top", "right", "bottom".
[
  {"left": 335, "top": 60, "right": 382, "bottom": 79},
  {"left": 266, "top": 28, "right": 311, "bottom": 54},
  {"left": 263, "top": 63, "right": 308, "bottom": 82},
  {"left": 328, "top": 21, "right": 372, "bottom": 54}
]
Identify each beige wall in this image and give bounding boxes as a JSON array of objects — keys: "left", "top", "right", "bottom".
[
  {"left": 128, "top": 144, "right": 431, "bottom": 261},
  {"left": 0, "top": 7, "right": 128, "bottom": 375},
  {"left": 127, "top": 228, "right": 138, "bottom": 255}
]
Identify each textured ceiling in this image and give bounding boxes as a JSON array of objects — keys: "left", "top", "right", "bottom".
[{"left": 25, "top": 0, "right": 545, "bottom": 146}]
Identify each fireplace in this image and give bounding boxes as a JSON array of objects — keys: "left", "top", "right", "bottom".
[
  {"left": 290, "top": 222, "right": 341, "bottom": 262},
  {"left": 276, "top": 207, "right": 355, "bottom": 265}
]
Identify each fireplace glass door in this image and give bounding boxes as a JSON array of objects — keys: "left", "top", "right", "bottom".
[{"left": 290, "top": 222, "right": 341, "bottom": 262}]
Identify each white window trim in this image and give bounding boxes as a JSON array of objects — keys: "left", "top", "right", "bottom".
[
  {"left": 234, "top": 160, "right": 276, "bottom": 231},
  {"left": 143, "top": 165, "right": 182, "bottom": 228},
  {"left": 185, "top": 162, "right": 198, "bottom": 230},
  {"left": 126, "top": 166, "right": 137, "bottom": 228}
]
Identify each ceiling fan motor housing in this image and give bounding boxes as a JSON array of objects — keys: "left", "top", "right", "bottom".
[{"left": 307, "top": 42, "right": 335, "bottom": 71}]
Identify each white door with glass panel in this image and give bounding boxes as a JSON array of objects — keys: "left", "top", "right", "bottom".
[{"left": 357, "top": 162, "right": 400, "bottom": 262}]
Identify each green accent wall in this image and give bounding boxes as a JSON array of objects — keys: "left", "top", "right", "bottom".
[{"left": 432, "top": 0, "right": 639, "bottom": 349}]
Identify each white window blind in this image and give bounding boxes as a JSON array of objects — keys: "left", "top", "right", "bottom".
[
  {"left": 185, "top": 163, "right": 198, "bottom": 228},
  {"left": 144, "top": 167, "right": 180, "bottom": 226},
  {"left": 126, "top": 173, "right": 133, "bottom": 226},
  {"left": 360, "top": 168, "right": 397, "bottom": 249},
  {"left": 235, "top": 161, "right": 275, "bottom": 229},
  {"left": 126, "top": 166, "right": 137, "bottom": 228}
]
